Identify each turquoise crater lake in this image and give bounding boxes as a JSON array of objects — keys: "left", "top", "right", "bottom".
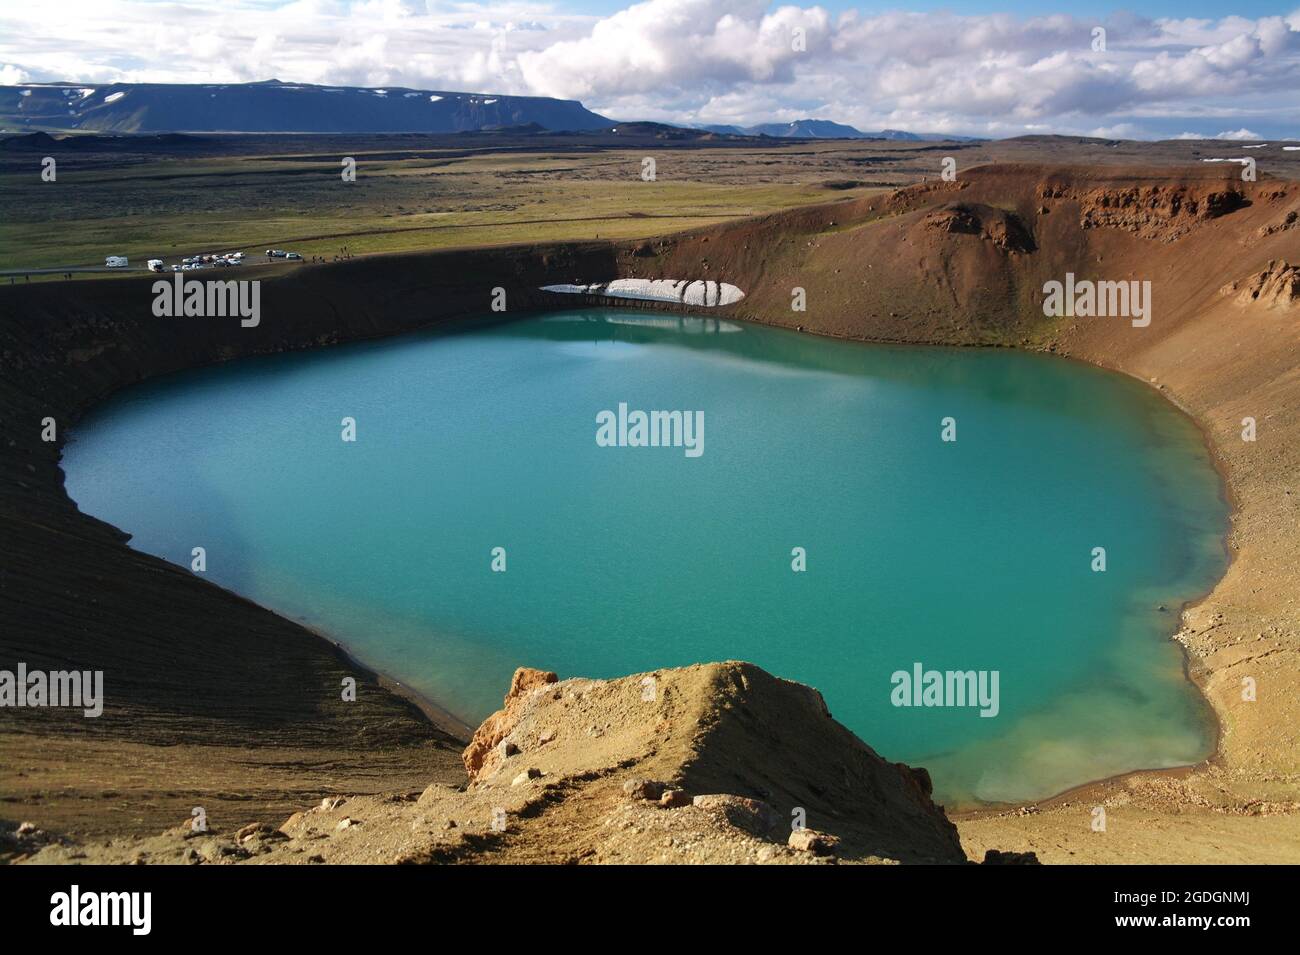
[{"left": 64, "top": 310, "right": 1229, "bottom": 805}]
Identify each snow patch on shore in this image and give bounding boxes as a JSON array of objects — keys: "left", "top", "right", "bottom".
[{"left": 541, "top": 279, "right": 745, "bottom": 307}]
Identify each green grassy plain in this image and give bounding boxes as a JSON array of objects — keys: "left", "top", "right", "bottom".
[
  {"left": 6, "top": 130, "right": 1286, "bottom": 277},
  {"left": 0, "top": 144, "right": 880, "bottom": 272}
]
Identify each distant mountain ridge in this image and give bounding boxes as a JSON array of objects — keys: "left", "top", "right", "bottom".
[
  {"left": 0, "top": 80, "right": 613, "bottom": 134},
  {"left": 700, "top": 119, "right": 979, "bottom": 142},
  {"left": 0, "top": 82, "right": 982, "bottom": 142}
]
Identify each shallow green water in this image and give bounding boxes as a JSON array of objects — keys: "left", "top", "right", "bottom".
[{"left": 64, "top": 310, "right": 1229, "bottom": 805}]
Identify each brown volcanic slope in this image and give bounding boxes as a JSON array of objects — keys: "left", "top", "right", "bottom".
[{"left": 2, "top": 162, "right": 1299, "bottom": 863}]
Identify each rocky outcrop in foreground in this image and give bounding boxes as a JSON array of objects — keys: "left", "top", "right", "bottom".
[{"left": 18, "top": 663, "right": 974, "bottom": 865}]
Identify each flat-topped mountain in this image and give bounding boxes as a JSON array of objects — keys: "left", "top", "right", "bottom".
[{"left": 0, "top": 80, "right": 613, "bottom": 134}]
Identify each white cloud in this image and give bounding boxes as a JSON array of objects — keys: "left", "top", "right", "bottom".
[
  {"left": 1, "top": 1, "right": 1298, "bottom": 138},
  {"left": 1089, "top": 122, "right": 1152, "bottom": 139},
  {"left": 0, "top": 62, "right": 30, "bottom": 84},
  {"left": 515, "top": 0, "right": 831, "bottom": 99},
  {"left": 1175, "top": 128, "right": 1264, "bottom": 141}
]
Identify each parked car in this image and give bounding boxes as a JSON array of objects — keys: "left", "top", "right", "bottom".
[
  {"left": 285, "top": 252, "right": 302, "bottom": 261},
  {"left": 147, "top": 259, "right": 164, "bottom": 272},
  {"left": 105, "top": 256, "right": 128, "bottom": 268}
]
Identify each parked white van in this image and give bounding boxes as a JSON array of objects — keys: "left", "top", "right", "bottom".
[
  {"left": 147, "top": 259, "right": 164, "bottom": 272},
  {"left": 105, "top": 256, "right": 129, "bottom": 268}
]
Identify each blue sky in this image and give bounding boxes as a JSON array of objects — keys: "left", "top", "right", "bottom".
[{"left": 2, "top": 0, "right": 1298, "bottom": 139}]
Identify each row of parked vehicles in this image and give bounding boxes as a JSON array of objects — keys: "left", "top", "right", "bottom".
[
  {"left": 145, "top": 252, "right": 246, "bottom": 273},
  {"left": 114, "top": 249, "right": 304, "bottom": 272}
]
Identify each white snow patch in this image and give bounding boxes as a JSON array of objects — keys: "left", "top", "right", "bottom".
[
  {"left": 19, "top": 89, "right": 31, "bottom": 97},
  {"left": 373, "top": 89, "right": 388, "bottom": 96},
  {"left": 103, "top": 91, "right": 126, "bottom": 104},
  {"left": 484, "top": 98, "right": 498, "bottom": 105},
  {"left": 429, "top": 94, "right": 443, "bottom": 102},
  {"left": 1284, "top": 146, "right": 1300, "bottom": 151},
  {"left": 541, "top": 279, "right": 745, "bottom": 308},
  {"left": 403, "top": 92, "right": 421, "bottom": 98},
  {"left": 1241, "top": 143, "right": 1268, "bottom": 148}
]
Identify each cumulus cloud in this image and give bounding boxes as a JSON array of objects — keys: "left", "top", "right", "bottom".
[
  {"left": 0, "top": 63, "right": 30, "bottom": 85},
  {"left": 1175, "top": 128, "right": 1265, "bottom": 141},
  {"left": 1, "top": 0, "right": 1298, "bottom": 138},
  {"left": 514, "top": 0, "right": 831, "bottom": 99}
]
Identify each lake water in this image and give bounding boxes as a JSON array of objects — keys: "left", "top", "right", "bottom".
[{"left": 64, "top": 310, "right": 1229, "bottom": 805}]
